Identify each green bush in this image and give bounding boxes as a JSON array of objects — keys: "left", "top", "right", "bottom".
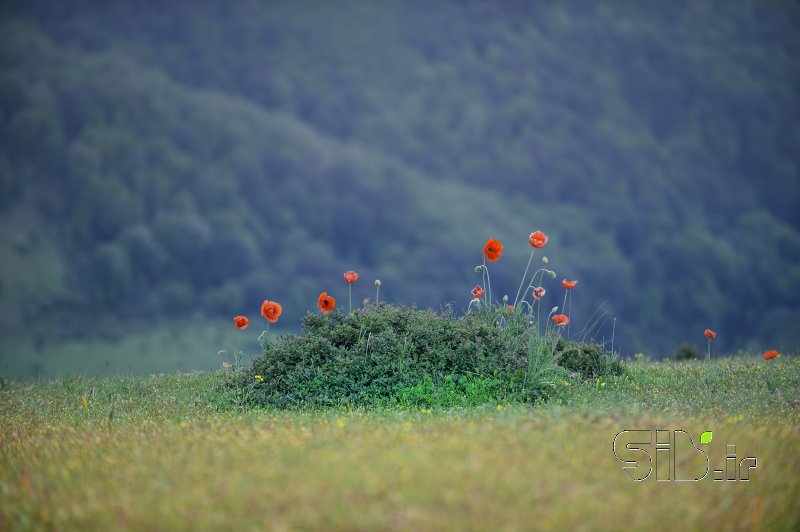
[
  {"left": 674, "top": 343, "right": 702, "bottom": 361},
  {"left": 235, "top": 304, "right": 619, "bottom": 408},
  {"left": 554, "top": 339, "right": 625, "bottom": 380}
]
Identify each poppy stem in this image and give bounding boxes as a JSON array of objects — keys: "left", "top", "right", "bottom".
[
  {"left": 349, "top": 284, "right": 352, "bottom": 314},
  {"left": 233, "top": 329, "right": 242, "bottom": 371},
  {"left": 536, "top": 270, "right": 544, "bottom": 335},
  {"left": 376, "top": 285, "right": 380, "bottom": 304},
  {"left": 611, "top": 316, "right": 616, "bottom": 354},
  {"left": 485, "top": 257, "right": 493, "bottom": 311},
  {"left": 481, "top": 256, "right": 488, "bottom": 318},
  {"left": 568, "top": 291, "right": 572, "bottom": 338},
  {"left": 707, "top": 338, "right": 711, "bottom": 361},
  {"left": 513, "top": 249, "right": 535, "bottom": 309},
  {"left": 519, "top": 268, "right": 545, "bottom": 310}
]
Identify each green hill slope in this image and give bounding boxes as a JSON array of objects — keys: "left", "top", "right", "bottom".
[{"left": 1, "top": 1, "right": 799, "bottom": 365}]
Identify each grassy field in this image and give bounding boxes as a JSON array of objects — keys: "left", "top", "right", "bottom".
[{"left": 1, "top": 358, "right": 798, "bottom": 530}]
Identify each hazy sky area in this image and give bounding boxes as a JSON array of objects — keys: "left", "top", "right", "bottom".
[{"left": 1, "top": 0, "right": 799, "bottom": 377}]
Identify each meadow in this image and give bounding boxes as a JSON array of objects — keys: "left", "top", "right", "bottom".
[
  {"left": 3, "top": 3, "right": 799, "bottom": 529},
  {"left": 1, "top": 358, "right": 798, "bottom": 530}
]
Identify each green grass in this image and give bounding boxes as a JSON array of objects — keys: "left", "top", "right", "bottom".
[{"left": 1, "top": 358, "right": 798, "bottom": 529}]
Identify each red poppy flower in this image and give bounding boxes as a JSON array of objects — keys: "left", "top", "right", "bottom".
[
  {"left": 483, "top": 238, "right": 503, "bottom": 262},
  {"left": 471, "top": 285, "right": 485, "bottom": 299},
  {"left": 343, "top": 271, "right": 359, "bottom": 284},
  {"left": 763, "top": 349, "right": 779, "bottom": 360},
  {"left": 562, "top": 279, "right": 578, "bottom": 289},
  {"left": 533, "top": 287, "right": 545, "bottom": 301},
  {"left": 529, "top": 231, "right": 548, "bottom": 249},
  {"left": 704, "top": 329, "right": 716, "bottom": 340},
  {"left": 233, "top": 315, "right": 249, "bottom": 330},
  {"left": 507, "top": 305, "right": 514, "bottom": 312},
  {"left": 552, "top": 314, "right": 570, "bottom": 326},
  {"left": 318, "top": 292, "right": 336, "bottom": 313},
  {"left": 260, "top": 300, "right": 282, "bottom": 324}
]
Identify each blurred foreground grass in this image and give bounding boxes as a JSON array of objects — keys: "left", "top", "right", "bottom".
[{"left": 1, "top": 359, "right": 798, "bottom": 530}]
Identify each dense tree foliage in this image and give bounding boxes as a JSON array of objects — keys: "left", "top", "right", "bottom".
[{"left": 1, "top": 0, "right": 799, "bottom": 356}]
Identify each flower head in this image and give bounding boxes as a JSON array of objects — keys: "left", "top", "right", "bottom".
[
  {"left": 233, "top": 315, "right": 249, "bottom": 330},
  {"left": 260, "top": 300, "right": 282, "bottom": 324},
  {"left": 483, "top": 238, "right": 503, "bottom": 262},
  {"left": 533, "top": 287, "right": 546, "bottom": 301},
  {"left": 374, "top": 279, "right": 381, "bottom": 288},
  {"left": 704, "top": 329, "right": 717, "bottom": 340},
  {"left": 254, "top": 374, "right": 265, "bottom": 382},
  {"left": 507, "top": 305, "right": 514, "bottom": 312},
  {"left": 529, "top": 231, "right": 549, "bottom": 249},
  {"left": 318, "top": 292, "right": 336, "bottom": 313},
  {"left": 562, "top": 279, "right": 578, "bottom": 289},
  {"left": 552, "top": 314, "right": 570, "bottom": 326},
  {"left": 763, "top": 349, "right": 780, "bottom": 360},
  {"left": 344, "top": 271, "right": 359, "bottom": 284},
  {"left": 471, "top": 285, "right": 485, "bottom": 299}
]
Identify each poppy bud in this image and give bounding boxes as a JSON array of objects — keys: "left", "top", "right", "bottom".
[
  {"left": 375, "top": 279, "right": 381, "bottom": 288},
  {"left": 548, "top": 270, "right": 557, "bottom": 278},
  {"left": 503, "top": 295, "right": 508, "bottom": 303},
  {"left": 550, "top": 306, "right": 559, "bottom": 316},
  {"left": 542, "top": 256, "right": 549, "bottom": 265},
  {"left": 475, "top": 265, "right": 484, "bottom": 273}
]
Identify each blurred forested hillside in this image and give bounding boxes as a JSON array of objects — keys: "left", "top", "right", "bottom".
[{"left": 1, "top": 0, "right": 799, "bottom": 360}]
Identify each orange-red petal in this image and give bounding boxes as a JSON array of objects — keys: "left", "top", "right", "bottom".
[
  {"left": 529, "top": 231, "right": 548, "bottom": 249},
  {"left": 483, "top": 238, "right": 503, "bottom": 262},
  {"left": 318, "top": 292, "right": 336, "bottom": 313}
]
